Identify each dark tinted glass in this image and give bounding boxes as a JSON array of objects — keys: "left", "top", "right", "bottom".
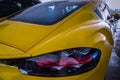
[
  {"left": 10, "top": 1, "right": 88, "bottom": 25},
  {"left": 0, "top": 0, "right": 20, "bottom": 18},
  {"left": 0, "top": 0, "right": 40, "bottom": 18}
]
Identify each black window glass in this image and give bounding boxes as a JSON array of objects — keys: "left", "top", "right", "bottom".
[
  {"left": 0, "top": 0, "right": 40, "bottom": 18},
  {"left": 10, "top": 1, "right": 88, "bottom": 25},
  {"left": 0, "top": 0, "right": 20, "bottom": 18}
]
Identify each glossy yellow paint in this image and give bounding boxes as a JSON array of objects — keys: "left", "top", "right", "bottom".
[
  {"left": 0, "top": 43, "right": 30, "bottom": 59},
  {"left": 0, "top": 0, "right": 114, "bottom": 80},
  {"left": 0, "top": 20, "right": 59, "bottom": 51}
]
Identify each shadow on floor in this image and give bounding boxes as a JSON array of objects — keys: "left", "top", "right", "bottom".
[
  {"left": 106, "top": 24, "right": 120, "bottom": 80},
  {"left": 106, "top": 52, "right": 120, "bottom": 80}
]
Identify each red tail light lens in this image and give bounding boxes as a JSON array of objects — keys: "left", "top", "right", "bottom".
[{"left": 17, "top": 48, "right": 101, "bottom": 77}]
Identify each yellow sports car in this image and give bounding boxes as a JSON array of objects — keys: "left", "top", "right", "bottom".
[{"left": 0, "top": 0, "right": 114, "bottom": 80}]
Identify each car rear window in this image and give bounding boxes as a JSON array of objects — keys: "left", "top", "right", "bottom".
[{"left": 10, "top": 1, "right": 88, "bottom": 25}]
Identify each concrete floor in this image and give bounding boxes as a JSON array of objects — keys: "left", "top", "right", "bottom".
[
  {"left": 106, "top": 51, "right": 120, "bottom": 80},
  {"left": 106, "top": 22, "right": 120, "bottom": 80}
]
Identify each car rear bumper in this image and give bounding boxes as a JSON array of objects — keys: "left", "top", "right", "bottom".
[{"left": 0, "top": 51, "right": 110, "bottom": 80}]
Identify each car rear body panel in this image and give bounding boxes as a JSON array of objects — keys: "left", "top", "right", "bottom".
[
  {"left": 0, "top": 43, "right": 31, "bottom": 59},
  {"left": 0, "top": 20, "right": 59, "bottom": 51},
  {"left": 0, "top": 0, "right": 114, "bottom": 80}
]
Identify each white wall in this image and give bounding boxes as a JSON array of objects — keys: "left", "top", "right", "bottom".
[{"left": 107, "top": 0, "right": 120, "bottom": 9}]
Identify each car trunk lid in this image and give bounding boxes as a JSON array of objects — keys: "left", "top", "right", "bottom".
[{"left": 0, "top": 20, "right": 58, "bottom": 52}]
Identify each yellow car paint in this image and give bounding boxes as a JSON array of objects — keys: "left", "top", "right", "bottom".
[
  {"left": 0, "top": 20, "right": 59, "bottom": 51},
  {"left": 0, "top": 0, "right": 114, "bottom": 80},
  {"left": 0, "top": 43, "right": 30, "bottom": 59}
]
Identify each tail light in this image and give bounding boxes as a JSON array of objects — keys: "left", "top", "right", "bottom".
[{"left": 16, "top": 48, "right": 101, "bottom": 77}]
